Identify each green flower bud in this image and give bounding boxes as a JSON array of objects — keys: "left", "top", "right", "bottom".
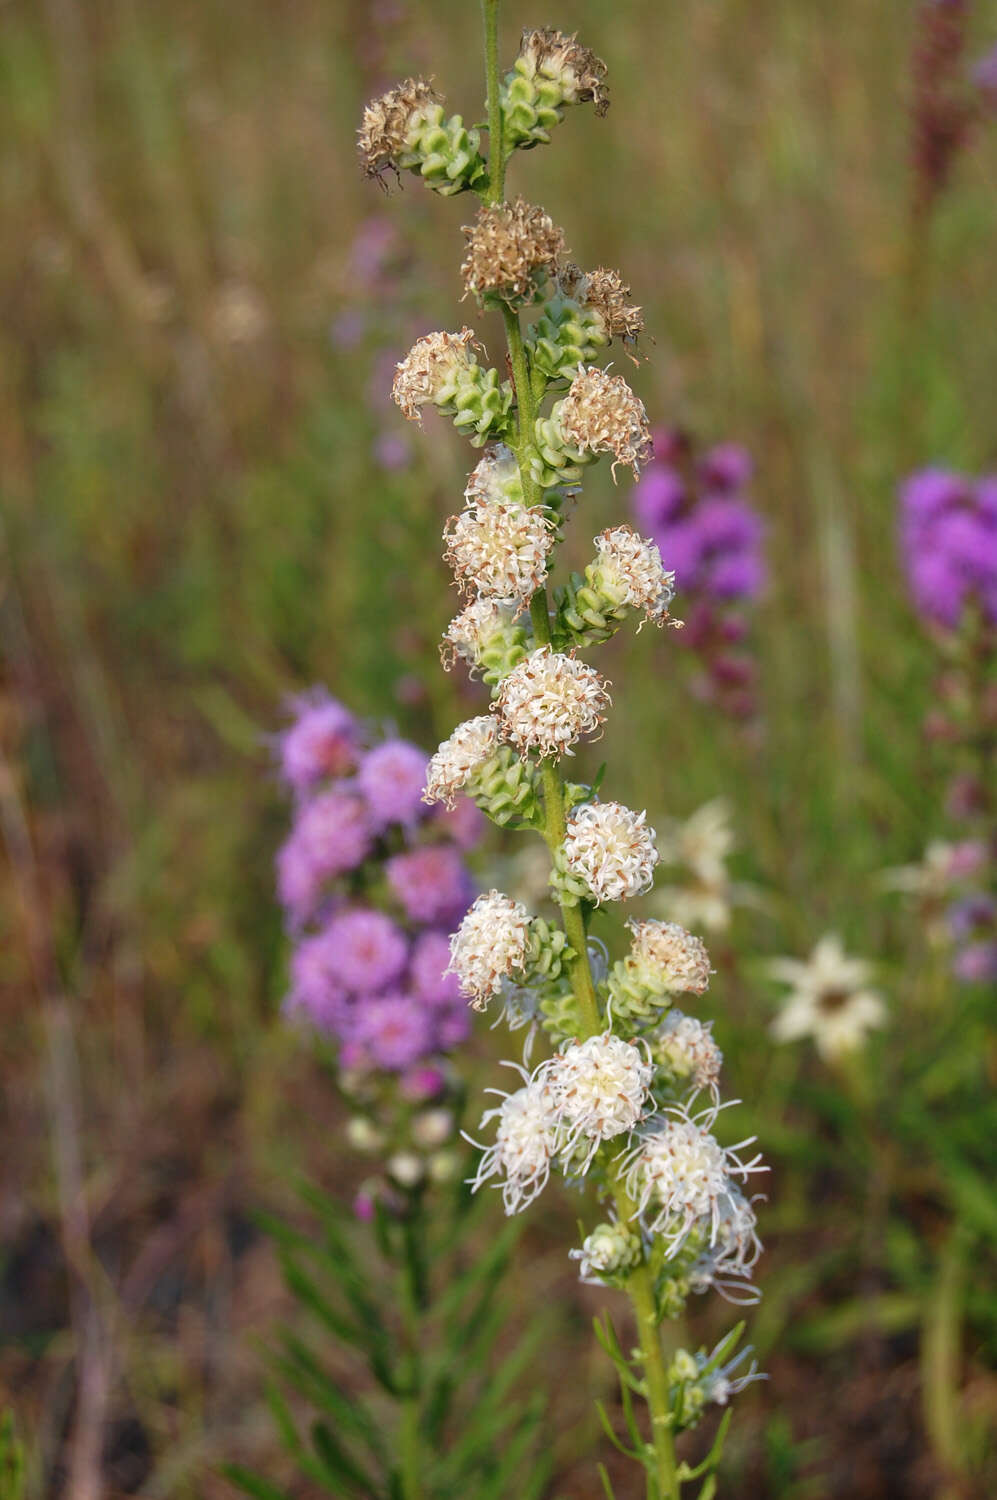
[{"left": 570, "top": 1220, "right": 644, "bottom": 1285}]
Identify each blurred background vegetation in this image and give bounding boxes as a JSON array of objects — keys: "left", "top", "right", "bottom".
[{"left": 1, "top": 0, "right": 995, "bottom": 1495}]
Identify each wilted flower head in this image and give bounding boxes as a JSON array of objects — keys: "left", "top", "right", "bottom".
[
  {"left": 468, "top": 1077, "right": 560, "bottom": 1212},
  {"left": 392, "top": 328, "right": 481, "bottom": 421},
  {"left": 769, "top": 934, "right": 887, "bottom": 1060},
  {"left": 461, "top": 198, "right": 565, "bottom": 306},
  {"left": 448, "top": 890, "right": 533, "bottom": 1007},
  {"left": 517, "top": 27, "right": 609, "bottom": 114},
  {"left": 564, "top": 264, "right": 644, "bottom": 346},
  {"left": 358, "top": 76, "right": 441, "bottom": 180},
  {"left": 444, "top": 501, "right": 553, "bottom": 604},
  {"left": 558, "top": 366, "right": 651, "bottom": 478},
  {"left": 424, "top": 716, "right": 501, "bottom": 808},
  {"left": 494, "top": 647, "right": 610, "bottom": 758},
  {"left": 558, "top": 801, "right": 659, "bottom": 905},
  {"left": 593, "top": 525, "right": 676, "bottom": 626}
]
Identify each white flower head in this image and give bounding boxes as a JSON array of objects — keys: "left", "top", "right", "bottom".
[
  {"left": 423, "top": 716, "right": 500, "bottom": 808},
  {"left": 651, "top": 1011, "right": 723, "bottom": 1100},
  {"left": 392, "top": 328, "right": 481, "bottom": 421},
  {"left": 623, "top": 1104, "right": 766, "bottom": 1254},
  {"left": 448, "top": 890, "right": 533, "bottom": 1008},
  {"left": 536, "top": 1032, "right": 653, "bottom": 1168},
  {"left": 627, "top": 919, "right": 712, "bottom": 995},
  {"left": 560, "top": 801, "right": 659, "bottom": 905},
  {"left": 687, "top": 1186, "right": 764, "bottom": 1304},
  {"left": 494, "top": 647, "right": 610, "bottom": 759},
  {"left": 441, "top": 598, "right": 522, "bottom": 675},
  {"left": 558, "top": 366, "right": 651, "bottom": 478},
  {"left": 594, "top": 525, "right": 676, "bottom": 626},
  {"left": 464, "top": 444, "right": 523, "bottom": 506},
  {"left": 769, "top": 934, "right": 886, "bottom": 1061},
  {"left": 657, "top": 798, "right": 734, "bottom": 889},
  {"left": 467, "top": 1077, "right": 559, "bottom": 1214},
  {"left": 444, "top": 501, "right": 553, "bottom": 604}
]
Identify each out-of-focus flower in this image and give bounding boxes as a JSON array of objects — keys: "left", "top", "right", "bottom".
[
  {"left": 768, "top": 935, "right": 887, "bottom": 1060},
  {"left": 899, "top": 467, "right": 997, "bottom": 629},
  {"left": 653, "top": 799, "right": 755, "bottom": 934},
  {"left": 278, "top": 689, "right": 359, "bottom": 794},
  {"left": 387, "top": 845, "right": 474, "bottom": 926},
  {"left": 358, "top": 739, "right": 429, "bottom": 829}
]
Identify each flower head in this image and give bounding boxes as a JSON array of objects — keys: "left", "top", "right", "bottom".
[
  {"left": 593, "top": 525, "right": 676, "bottom": 626},
  {"left": 537, "top": 1032, "right": 653, "bottom": 1166},
  {"left": 494, "top": 647, "right": 610, "bottom": 759},
  {"left": 468, "top": 1078, "right": 560, "bottom": 1213},
  {"left": 624, "top": 1106, "right": 765, "bottom": 1252},
  {"left": 444, "top": 501, "right": 553, "bottom": 604},
  {"left": 440, "top": 598, "right": 526, "bottom": 677},
  {"left": 386, "top": 845, "right": 473, "bottom": 926},
  {"left": 558, "top": 801, "right": 659, "bottom": 905},
  {"left": 460, "top": 198, "right": 565, "bottom": 306},
  {"left": 517, "top": 28, "right": 609, "bottom": 114},
  {"left": 769, "top": 934, "right": 886, "bottom": 1060},
  {"left": 357, "top": 76, "right": 441, "bottom": 180},
  {"left": 899, "top": 467, "right": 997, "bottom": 628},
  {"left": 392, "top": 329, "right": 481, "bottom": 421},
  {"left": 357, "top": 739, "right": 429, "bottom": 828},
  {"left": 284, "top": 931, "right": 349, "bottom": 1033},
  {"left": 448, "top": 890, "right": 533, "bottom": 1007},
  {"left": 324, "top": 907, "right": 408, "bottom": 993},
  {"left": 423, "top": 716, "right": 501, "bottom": 808},
  {"left": 278, "top": 690, "right": 359, "bottom": 793},
  {"left": 626, "top": 920, "right": 712, "bottom": 995},
  {"left": 558, "top": 366, "right": 651, "bottom": 478},
  {"left": 409, "top": 929, "right": 463, "bottom": 1007},
  {"left": 356, "top": 993, "right": 435, "bottom": 1071},
  {"left": 564, "top": 265, "right": 644, "bottom": 346},
  {"left": 650, "top": 1012, "right": 723, "bottom": 1100}
]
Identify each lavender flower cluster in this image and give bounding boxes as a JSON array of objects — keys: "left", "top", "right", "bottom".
[
  {"left": 899, "top": 467, "right": 997, "bottom": 630},
  {"left": 632, "top": 427, "right": 765, "bottom": 719},
  {"left": 276, "top": 690, "right": 483, "bottom": 1074}
]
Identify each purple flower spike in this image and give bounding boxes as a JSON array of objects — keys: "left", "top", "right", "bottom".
[
  {"left": 899, "top": 466, "right": 997, "bottom": 628},
  {"left": 358, "top": 739, "right": 430, "bottom": 829}
]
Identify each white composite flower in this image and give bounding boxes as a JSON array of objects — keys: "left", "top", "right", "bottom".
[
  {"left": 441, "top": 598, "right": 520, "bottom": 673},
  {"left": 444, "top": 500, "right": 553, "bottom": 604},
  {"left": 768, "top": 934, "right": 886, "bottom": 1061},
  {"left": 466, "top": 1075, "right": 560, "bottom": 1213},
  {"left": 494, "top": 647, "right": 610, "bottom": 759},
  {"left": 651, "top": 1011, "right": 723, "bottom": 1100},
  {"left": 447, "top": 890, "right": 533, "bottom": 1008},
  {"left": 593, "top": 525, "right": 676, "bottom": 626},
  {"left": 423, "top": 716, "right": 500, "bottom": 808},
  {"left": 657, "top": 798, "right": 735, "bottom": 888},
  {"left": 626, "top": 919, "right": 712, "bottom": 995},
  {"left": 536, "top": 1032, "right": 653, "bottom": 1168},
  {"left": 392, "top": 328, "right": 480, "bottom": 420},
  {"left": 559, "top": 801, "right": 659, "bottom": 905},
  {"left": 623, "top": 1104, "right": 766, "bottom": 1254},
  {"left": 557, "top": 366, "right": 651, "bottom": 478}
]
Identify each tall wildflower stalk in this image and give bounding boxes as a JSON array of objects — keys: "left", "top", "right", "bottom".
[{"left": 360, "top": 8, "right": 766, "bottom": 1495}]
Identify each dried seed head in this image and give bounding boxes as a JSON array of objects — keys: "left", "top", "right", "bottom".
[
  {"left": 358, "top": 76, "right": 441, "bottom": 180},
  {"left": 444, "top": 502, "right": 553, "bottom": 604},
  {"left": 392, "top": 328, "right": 480, "bottom": 422},
  {"left": 594, "top": 525, "right": 676, "bottom": 626},
  {"left": 563, "top": 265, "right": 644, "bottom": 345},
  {"left": 423, "top": 716, "right": 501, "bottom": 808},
  {"left": 559, "top": 801, "right": 659, "bottom": 905},
  {"left": 461, "top": 199, "right": 566, "bottom": 306},
  {"left": 448, "top": 890, "right": 534, "bottom": 1006},
  {"left": 559, "top": 366, "right": 652, "bottom": 478},
  {"left": 518, "top": 28, "right": 609, "bottom": 115},
  {"left": 494, "top": 647, "right": 610, "bottom": 760}
]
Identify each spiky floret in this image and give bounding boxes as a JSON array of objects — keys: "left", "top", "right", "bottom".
[
  {"left": 358, "top": 77, "right": 487, "bottom": 196},
  {"left": 551, "top": 800, "right": 659, "bottom": 907},
  {"left": 493, "top": 647, "right": 610, "bottom": 760},
  {"left": 440, "top": 598, "right": 530, "bottom": 683},
  {"left": 392, "top": 330, "right": 512, "bottom": 445},
  {"left": 536, "top": 1032, "right": 653, "bottom": 1168},
  {"left": 461, "top": 199, "right": 566, "bottom": 308},
  {"left": 533, "top": 366, "right": 651, "bottom": 485},
  {"left": 593, "top": 526, "right": 676, "bottom": 625},
  {"left": 444, "top": 501, "right": 554, "bottom": 604},
  {"left": 467, "top": 1077, "right": 560, "bottom": 1213},
  {"left": 501, "top": 29, "right": 609, "bottom": 151},
  {"left": 607, "top": 919, "right": 712, "bottom": 1022},
  {"left": 623, "top": 1104, "right": 766, "bottom": 1253},
  {"left": 423, "top": 717, "right": 502, "bottom": 808},
  {"left": 687, "top": 1187, "right": 764, "bottom": 1304},
  {"left": 448, "top": 890, "right": 533, "bottom": 1007}
]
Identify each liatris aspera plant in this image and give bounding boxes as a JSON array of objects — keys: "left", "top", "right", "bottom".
[
  {"left": 893, "top": 468, "right": 997, "bottom": 984},
  {"left": 228, "top": 692, "right": 550, "bottom": 1500},
  {"left": 360, "top": 13, "right": 767, "bottom": 1495},
  {"left": 633, "top": 428, "right": 765, "bottom": 722}
]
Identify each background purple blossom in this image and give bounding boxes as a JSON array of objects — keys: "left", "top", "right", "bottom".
[{"left": 899, "top": 466, "right": 997, "bottom": 628}]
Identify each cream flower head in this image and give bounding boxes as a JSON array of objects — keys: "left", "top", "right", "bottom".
[
  {"left": 559, "top": 801, "right": 659, "bottom": 905},
  {"left": 769, "top": 934, "right": 886, "bottom": 1061},
  {"left": 494, "top": 647, "right": 610, "bottom": 759}
]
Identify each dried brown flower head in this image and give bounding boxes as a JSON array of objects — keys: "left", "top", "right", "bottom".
[
  {"left": 358, "top": 76, "right": 440, "bottom": 180},
  {"left": 559, "top": 367, "right": 651, "bottom": 478},
  {"left": 518, "top": 28, "right": 610, "bottom": 116},
  {"left": 461, "top": 199, "right": 566, "bottom": 306},
  {"left": 563, "top": 264, "right": 644, "bottom": 346},
  {"left": 392, "top": 328, "right": 481, "bottom": 421}
]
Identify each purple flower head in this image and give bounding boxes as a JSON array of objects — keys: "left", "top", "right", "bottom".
[
  {"left": 399, "top": 1064, "right": 448, "bottom": 1102},
  {"left": 410, "top": 929, "right": 463, "bottom": 1007},
  {"left": 651, "top": 517, "right": 707, "bottom": 587},
  {"left": 633, "top": 465, "right": 687, "bottom": 533},
  {"left": 283, "top": 931, "right": 349, "bottom": 1033},
  {"left": 279, "top": 690, "right": 359, "bottom": 794},
  {"left": 946, "top": 893, "right": 997, "bottom": 940},
  {"left": 973, "top": 42, "right": 997, "bottom": 112},
  {"left": 387, "top": 844, "right": 474, "bottom": 926},
  {"left": 651, "top": 426, "right": 691, "bottom": 465},
  {"left": 276, "top": 826, "right": 325, "bottom": 929},
  {"left": 357, "top": 993, "right": 434, "bottom": 1070},
  {"left": 698, "top": 442, "right": 753, "bottom": 494},
  {"left": 373, "top": 432, "right": 412, "bottom": 471},
  {"left": 358, "top": 739, "right": 429, "bottom": 830},
  {"left": 431, "top": 794, "right": 486, "bottom": 851},
  {"left": 900, "top": 467, "right": 997, "bottom": 627},
  {"left": 325, "top": 907, "right": 409, "bottom": 992},
  {"left": 297, "top": 789, "right": 372, "bottom": 882},
  {"left": 946, "top": 840, "right": 988, "bottom": 881},
  {"left": 433, "top": 1002, "right": 473, "bottom": 1049},
  {"left": 953, "top": 940, "right": 997, "bottom": 985}
]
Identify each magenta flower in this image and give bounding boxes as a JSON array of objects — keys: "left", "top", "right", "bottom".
[
  {"left": 358, "top": 994, "right": 435, "bottom": 1070},
  {"left": 899, "top": 467, "right": 997, "bottom": 628},
  {"left": 387, "top": 845, "right": 474, "bottom": 925},
  {"left": 410, "top": 929, "right": 463, "bottom": 1007},
  {"left": 283, "top": 932, "right": 349, "bottom": 1033},
  {"left": 325, "top": 907, "right": 409, "bottom": 992},
  {"left": 358, "top": 739, "right": 430, "bottom": 829},
  {"left": 279, "top": 689, "right": 359, "bottom": 794},
  {"left": 297, "top": 790, "right": 372, "bottom": 880}
]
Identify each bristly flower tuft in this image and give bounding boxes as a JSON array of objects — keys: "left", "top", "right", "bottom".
[
  {"left": 518, "top": 28, "right": 610, "bottom": 116},
  {"left": 444, "top": 501, "right": 554, "bottom": 605},
  {"left": 358, "top": 76, "right": 441, "bottom": 180},
  {"left": 448, "top": 890, "right": 533, "bottom": 1007},
  {"left": 461, "top": 199, "right": 566, "bottom": 308},
  {"left": 563, "top": 264, "right": 645, "bottom": 347},
  {"left": 424, "top": 716, "right": 502, "bottom": 809},
  {"left": 494, "top": 647, "right": 610, "bottom": 759},
  {"left": 553, "top": 800, "right": 659, "bottom": 906}
]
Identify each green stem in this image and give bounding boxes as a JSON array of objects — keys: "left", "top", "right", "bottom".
[{"left": 481, "top": 0, "right": 505, "bottom": 205}]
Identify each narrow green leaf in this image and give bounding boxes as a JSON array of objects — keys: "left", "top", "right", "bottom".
[
  {"left": 220, "top": 1464, "right": 294, "bottom": 1500},
  {"left": 677, "top": 1410, "right": 732, "bottom": 1482},
  {"left": 273, "top": 1334, "right": 385, "bottom": 1464},
  {"left": 310, "top": 1419, "right": 374, "bottom": 1494},
  {"left": 280, "top": 1258, "right": 368, "bottom": 1353},
  {"left": 597, "top": 1461, "right": 618, "bottom": 1500},
  {"left": 594, "top": 1400, "right": 642, "bottom": 1461}
]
